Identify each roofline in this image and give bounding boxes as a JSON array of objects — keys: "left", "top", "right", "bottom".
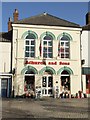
[
  {"left": 13, "top": 12, "right": 80, "bottom": 27},
  {"left": 82, "top": 29, "right": 90, "bottom": 31},
  {"left": 0, "top": 41, "right": 11, "bottom": 43},
  {"left": 12, "top": 23, "right": 82, "bottom": 31}
]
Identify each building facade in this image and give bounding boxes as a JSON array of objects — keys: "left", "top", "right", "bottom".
[
  {"left": 81, "top": 12, "right": 90, "bottom": 96},
  {"left": 0, "top": 31, "right": 12, "bottom": 97},
  {"left": 11, "top": 9, "right": 82, "bottom": 98}
]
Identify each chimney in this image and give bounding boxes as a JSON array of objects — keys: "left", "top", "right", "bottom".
[
  {"left": 13, "top": 9, "right": 19, "bottom": 22},
  {"left": 8, "top": 17, "right": 12, "bottom": 31},
  {"left": 86, "top": 12, "right": 90, "bottom": 25}
]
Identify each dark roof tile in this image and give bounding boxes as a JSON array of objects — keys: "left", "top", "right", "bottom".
[
  {"left": 82, "top": 24, "right": 90, "bottom": 30},
  {"left": 0, "top": 30, "right": 12, "bottom": 42},
  {"left": 13, "top": 13, "right": 80, "bottom": 28}
]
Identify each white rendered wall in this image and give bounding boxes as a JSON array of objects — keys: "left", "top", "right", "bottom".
[
  {"left": 0, "top": 42, "right": 11, "bottom": 73},
  {"left": 81, "top": 31, "right": 89, "bottom": 67},
  {"left": 12, "top": 24, "right": 82, "bottom": 95}
]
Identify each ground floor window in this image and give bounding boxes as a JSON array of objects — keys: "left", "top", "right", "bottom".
[{"left": 86, "top": 75, "right": 90, "bottom": 94}]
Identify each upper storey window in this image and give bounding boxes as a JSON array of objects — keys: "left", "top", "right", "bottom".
[
  {"left": 25, "top": 33, "right": 35, "bottom": 58},
  {"left": 58, "top": 34, "right": 70, "bottom": 58},
  {"left": 43, "top": 34, "right": 53, "bottom": 58}
]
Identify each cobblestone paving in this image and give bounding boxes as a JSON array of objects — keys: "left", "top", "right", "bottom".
[{"left": 1, "top": 98, "right": 89, "bottom": 119}]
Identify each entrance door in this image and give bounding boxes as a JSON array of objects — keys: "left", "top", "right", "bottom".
[
  {"left": 1, "top": 79, "right": 7, "bottom": 97},
  {"left": 42, "top": 76, "right": 53, "bottom": 96},
  {"left": 25, "top": 76, "right": 35, "bottom": 92},
  {"left": 61, "top": 76, "right": 70, "bottom": 91},
  {"left": 60, "top": 70, "right": 70, "bottom": 93}
]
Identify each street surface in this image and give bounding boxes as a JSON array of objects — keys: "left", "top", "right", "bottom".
[{"left": 0, "top": 97, "right": 89, "bottom": 119}]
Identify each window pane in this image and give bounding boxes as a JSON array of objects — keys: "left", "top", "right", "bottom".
[
  {"left": 43, "top": 53, "right": 47, "bottom": 58},
  {"left": 61, "top": 42, "right": 64, "bottom": 46},
  {"left": 45, "top": 89, "right": 47, "bottom": 94},
  {"left": 31, "top": 53, "right": 35, "bottom": 57},
  {"left": 48, "top": 53, "right": 52, "bottom": 58},
  {"left": 66, "top": 54, "right": 69, "bottom": 58},
  {"left": 48, "top": 77, "right": 53, "bottom": 87},
  {"left": 48, "top": 41, "right": 52, "bottom": 46},
  {"left": 25, "top": 52, "right": 29, "bottom": 57},
  {"left": 61, "top": 48, "right": 64, "bottom": 52},
  {"left": 61, "top": 35, "right": 69, "bottom": 40},
  {"left": 31, "top": 46, "right": 35, "bottom": 51},
  {"left": 65, "top": 42, "right": 69, "bottom": 46},
  {"left": 26, "top": 41, "right": 29, "bottom": 45},
  {"left": 31, "top": 40, "right": 35, "bottom": 45},
  {"left": 42, "top": 77, "right": 46, "bottom": 87},
  {"left": 26, "top": 34, "right": 35, "bottom": 39},
  {"left": 43, "top": 47, "right": 47, "bottom": 52},
  {"left": 26, "top": 46, "right": 29, "bottom": 51},
  {"left": 44, "top": 35, "right": 53, "bottom": 40},
  {"left": 61, "top": 54, "right": 64, "bottom": 58},
  {"left": 48, "top": 47, "right": 52, "bottom": 52},
  {"left": 43, "top": 41, "right": 47, "bottom": 45},
  {"left": 65, "top": 48, "right": 69, "bottom": 52},
  {"left": 48, "top": 89, "right": 53, "bottom": 94}
]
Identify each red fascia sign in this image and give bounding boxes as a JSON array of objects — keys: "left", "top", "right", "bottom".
[
  {"left": 25, "top": 61, "right": 46, "bottom": 65},
  {"left": 59, "top": 62, "right": 70, "bottom": 65},
  {"left": 25, "top": 61, "right": 70, "bottom": 65}
]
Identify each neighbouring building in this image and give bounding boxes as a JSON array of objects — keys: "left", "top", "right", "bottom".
[
  {"left": 0, "top": 30, "right": 12, "bottom": 97},
  {"left": 0, "top": 9, "right": 83, "bottom": 98},
  {"left": 81, "top": 12, "right": 90, "bottom": 97}
]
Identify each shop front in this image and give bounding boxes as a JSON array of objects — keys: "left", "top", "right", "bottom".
[
  {"left": 18, "top": 59, "right": 81, "bottom": 98},
  {"left": 82, "top": 67, "right": 90, "bottom": 96}
]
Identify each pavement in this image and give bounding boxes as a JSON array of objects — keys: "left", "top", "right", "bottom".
[{"left": 0, "top": 97, "right": 89, "bottom": 120}]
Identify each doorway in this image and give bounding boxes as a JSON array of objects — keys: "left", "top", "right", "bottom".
[
  {"left": 1, "top": 79, "right": 7, "bottom": 97},
  {"left": 24, "top": 75, "right": 35, "bottom": 97},
  {"left": 42, "top": 75, "right": 53, "bottom": 96},
  {"left": 25, "top": 76, "right": 35, "bottom": 91},
  {"left": 60, "top": 70, "right": 70, "bottom": 93}
]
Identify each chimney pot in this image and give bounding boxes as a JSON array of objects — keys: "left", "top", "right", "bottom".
[
  {"left": 15, "top": 9, "right": 18, "bottom": 13},
  {"left": 8, "top": 17, "right": 12, "bottom": 31},
  {"left": 13, "top": 9, "right": 19, "bottom": 22},
  {"left": 9, "top": 17, "right": 12, "bottom": 22}
]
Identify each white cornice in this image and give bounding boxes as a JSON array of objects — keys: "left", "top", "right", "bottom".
[{"left": 12, "top": 24, "right": 82, "bottom": 31}]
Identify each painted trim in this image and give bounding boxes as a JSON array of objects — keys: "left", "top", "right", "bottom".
[
  {"left": 57, "top": 66, "right": 73, "bottom": 75},
  {"left": 57, "top": 32, "right": 73, "bottom": 40},
  {"left": 21, "top": 66, "right": 38, "bottom": 74},
  {"left": 21, "top": 30, "right": 38, "bottom": 39},
  {"left": 39, "top": 66, "right": 56, "bottom": 75},
  {"left": 40, "top": 31, "right": 56, "bottom": 40}
]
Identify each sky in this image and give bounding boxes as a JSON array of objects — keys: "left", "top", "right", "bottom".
[{"left": 1, "top": 2, "right": 89, "bottom": 32}]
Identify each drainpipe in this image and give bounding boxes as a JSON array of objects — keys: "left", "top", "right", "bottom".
[{"left": 80, "top": 30, "right": 83, "bottom": 92}]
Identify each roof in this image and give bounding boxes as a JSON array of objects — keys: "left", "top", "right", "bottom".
[
  {"left": 13, "top": 13, "right": 80, "bottom": 28},
  {"left": 0, "top": 30, "right": 12, "bottom": 42},
  {"left": 82, "top": 24, "right": 90, "bottom": 31}
]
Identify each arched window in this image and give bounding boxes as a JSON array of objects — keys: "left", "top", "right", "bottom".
[
  {"left": 58, "top": 34, "right": 70, "bottom": 58},
  {"left": 43, "top": 34, "right": 53, "bottom": 58},
  {"left": 25, "top": 33, "right": 35, "bottom": 57}
]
